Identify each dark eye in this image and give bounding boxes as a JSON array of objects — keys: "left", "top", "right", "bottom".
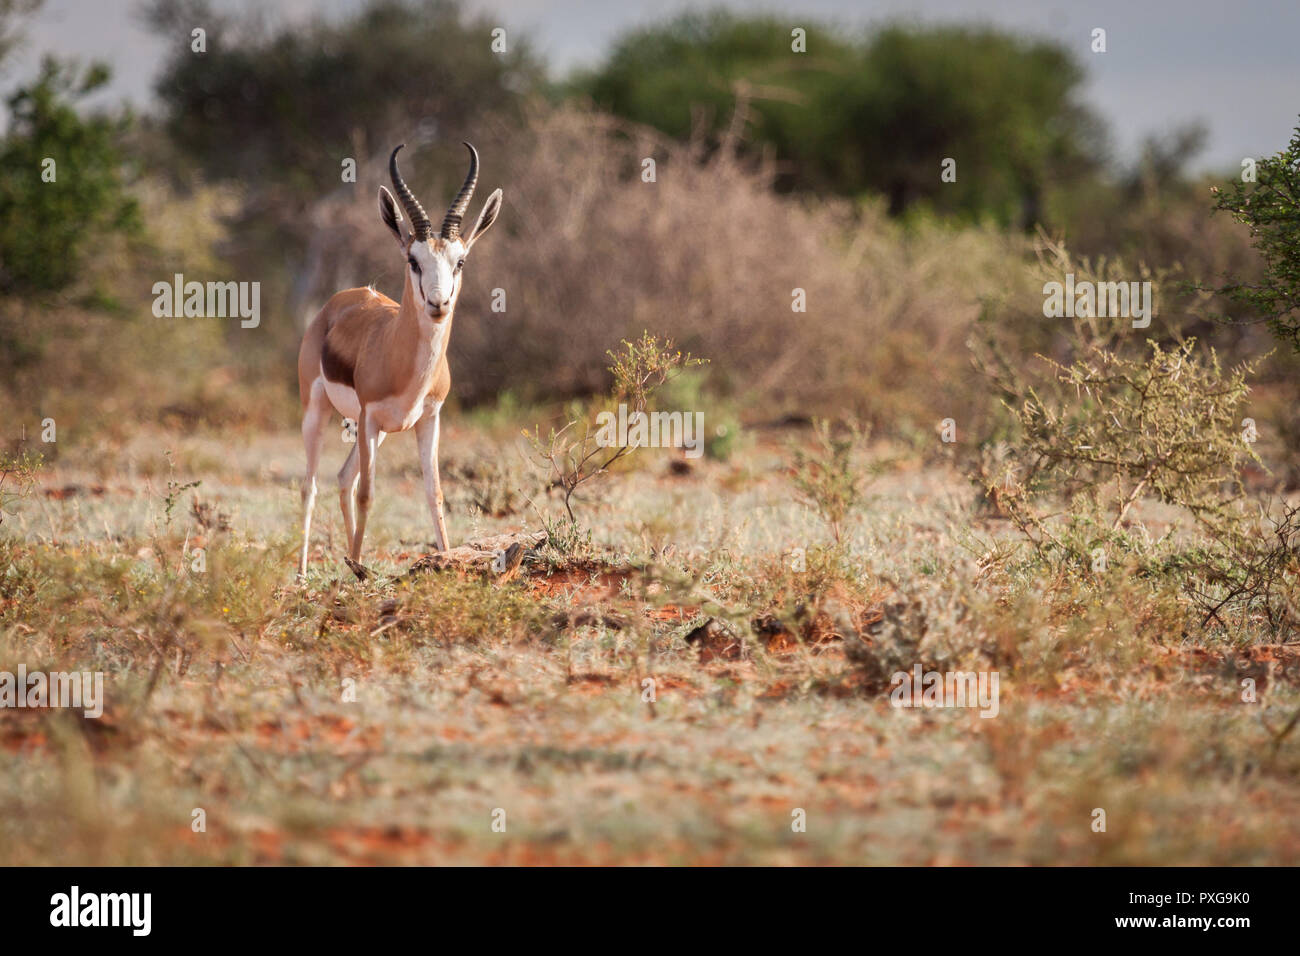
[
  {"left": 408, "top": 257, "right": 420, "bottom": 273},
  {"left": 455, "top": 259, "right": 465, "bottom": 272}
]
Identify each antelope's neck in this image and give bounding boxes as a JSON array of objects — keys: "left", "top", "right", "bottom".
[{"left": 397, "top": 282, "right": 452, "bottom": 384}]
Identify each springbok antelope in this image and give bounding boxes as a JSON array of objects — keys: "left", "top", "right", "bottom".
[{"left": 296, "top": 142, "right": 503, "bottom": 577}]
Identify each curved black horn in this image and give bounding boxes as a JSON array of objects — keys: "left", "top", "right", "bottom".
[
  {"left": 389, "top": 144, "right": 433, "bottom": 241},
  {"left": 440, "top": 142, "right": 480, "bottom": 239}
]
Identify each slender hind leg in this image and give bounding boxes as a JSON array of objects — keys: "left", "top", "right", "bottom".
[{"left": 298, "top": 379, "right": 332, "bottom": 578}]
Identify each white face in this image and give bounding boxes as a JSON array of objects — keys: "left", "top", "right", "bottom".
[{"left": 407, "top": 238, "right": 467, "bottom": 319}]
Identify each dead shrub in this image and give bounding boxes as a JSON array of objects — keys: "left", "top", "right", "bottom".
[{"left": 291, "top": 103, "right": 998, "bottom": 426}]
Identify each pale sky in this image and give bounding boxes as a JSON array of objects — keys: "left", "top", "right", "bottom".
[{"left": 8, "top": 0, "right": 1300, "bottom": 172}]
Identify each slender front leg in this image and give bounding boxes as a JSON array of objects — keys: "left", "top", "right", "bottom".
[
  {"left": 415, "top": 402, "right": 449, "bottom": 551},
  {"left": 339, "top": 428, "right": 388, "bottom": 555},
  {"left": 350, "top": 406, "right": 383, "bottom": 562}
]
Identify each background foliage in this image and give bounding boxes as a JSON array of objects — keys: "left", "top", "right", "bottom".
[{"left": 0, "top": 0, "right": 1290, "bottom": 458}]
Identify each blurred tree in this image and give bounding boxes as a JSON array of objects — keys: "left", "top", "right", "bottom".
[
  {"left": 0, "top": 0, "right": 41, "bottom": 64},
  {"left": 0, "top": 56, "right": 139, "bottom": 295},
  {"left": 580, "top": 13, "right": 1105, "bottom": 226},
  {"left": 577, "top": 11, "right": 856, "bottom": 189},
  {"left": 143, "top": 0, "right": 542, "bottom": 194},
  {"left": 849, "top": 26, "right": 1103, "bottom": 224},
  {"left": 1125, "top": 124, "right": 1209, "bottom": 202}
]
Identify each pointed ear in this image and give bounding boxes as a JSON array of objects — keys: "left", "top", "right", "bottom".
[
  {"left": 378, "top": 186, "right": 406, "bottom": 247},
  {"left": 464, "top": 188, "right": 503, "bottom": 252}
]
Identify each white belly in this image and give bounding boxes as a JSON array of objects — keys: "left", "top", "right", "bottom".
[
  {"left": 320, "top": 373, "right": 428, "bottom": 434},
  {"left": 322, "top": 376, "right": 361, "bottom": 422}
]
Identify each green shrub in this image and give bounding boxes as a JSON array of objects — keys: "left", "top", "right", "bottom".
[
  {"left": 1211, "top": 120, "right": 1300, "bottom": 350},
  {"left": 0, "top": 57, "right": 138, "bottom": 297},
  {"left": 789, "top": 418, "right": 874, "bottom": 547}
]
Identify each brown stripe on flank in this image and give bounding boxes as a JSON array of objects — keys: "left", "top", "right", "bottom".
[{"left": 321, "top": 339, "right": 355, "bottom": 388}]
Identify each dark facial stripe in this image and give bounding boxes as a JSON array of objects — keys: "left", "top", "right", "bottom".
[{"left": 321, "top": 339, "right": 355, "bottom": 389}]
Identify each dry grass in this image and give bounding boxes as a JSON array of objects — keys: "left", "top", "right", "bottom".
[
  {"left": 3, "top": 100, "right": 1298, "bottom": 864},
  {"left": 3, "top": 422, "right": 1299, "bottom": 865}
]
